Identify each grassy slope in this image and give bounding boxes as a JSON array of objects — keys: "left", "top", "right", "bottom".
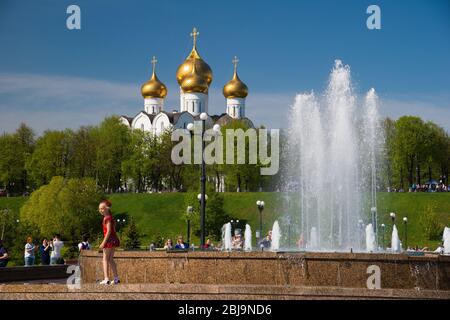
[{"left": 1, "top": 192, "right": 449, "bottom": 248}]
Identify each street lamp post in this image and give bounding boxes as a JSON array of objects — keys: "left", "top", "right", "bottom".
[
  {"left": 230, "top": 219, "right": 240, "bottom": 234},
  {"left": 186, "top": 206, "right": 193, "bottom": 246},
  {"left": 197, "top": 193, "right": 208, "bottom": 247},
  {"left": 381, "top": 223, "right": 386, "bottom": 250},
  {"left": 188, "top": 114, "right": 220, "bottom": 248},
  {"left": 256, "top": 200, "right": 265, "bottom": 243},
  {"left": 403, "top": 217, "right": 408, "bottom": 250}
]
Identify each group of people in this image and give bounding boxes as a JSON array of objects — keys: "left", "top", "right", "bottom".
[
  {"left": 24, "top": 235, "right": 64, "bottom": 266},
  {"left": 159, "top": 236, "right": 215, "bottom": 251},
  {"left": 409, "top": 183, "right": 450, "bottom": 192}
]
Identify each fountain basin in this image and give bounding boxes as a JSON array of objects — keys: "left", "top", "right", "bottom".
[{"left": 80, "top": 250, "right": 450, "bottom": 291}]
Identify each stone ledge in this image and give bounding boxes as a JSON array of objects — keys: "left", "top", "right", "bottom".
[{"left": 0, "top": 283, "right": 449, "bottom": 300}]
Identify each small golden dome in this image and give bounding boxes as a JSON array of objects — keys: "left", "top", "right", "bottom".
[
  {"left": 176, "top": 27, "right": 213, "bottom": 90},
  {"left": 223, "top": 57, "right": 248, "bottom": 98},
  {"left": 180, "top": 59, "right": 209, "bottom": 94},
  {"left": 141, "top": 57, "right": 167, "bottom": 99}
]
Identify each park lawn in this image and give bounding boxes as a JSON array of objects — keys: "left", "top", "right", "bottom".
[{"left": 1, "top": 192, "right": 449, "bottom": 249}]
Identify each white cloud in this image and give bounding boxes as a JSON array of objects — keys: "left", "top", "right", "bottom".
[
  {"left": 379, "top": 97, "right": 450, "bottom": 132},
  {"left": 1, "top": 72, "right": 449, "bottom": 135}
]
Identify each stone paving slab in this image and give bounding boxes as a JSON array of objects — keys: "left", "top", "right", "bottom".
[{"left": 0, "top": 283, "right": 449, "bottom": 300}]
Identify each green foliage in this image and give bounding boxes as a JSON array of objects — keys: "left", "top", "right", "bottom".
[
  {"left": 122, "top": 219, "right": 142, "bottom": 249},
  {"left": 60, "top": 244, "right": 79, "bottom": 260},
  {"left": 419, "top": 204, "right": 444, "bottom": 241},
  {"left": 0, "top": 124, "right": 35, "bottom": 193},
  {"left": 148, "top": 233, "right": 165, "bottom": 249},
  {"left": 20, "top": 176, "right": 104, "bottom": 242},
  {"left": 93, "top": 117, "right": 131, "bottom": 193}
]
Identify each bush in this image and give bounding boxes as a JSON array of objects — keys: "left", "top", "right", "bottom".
[
  {"left": 420, "top": 205, "right": 444, "bottom": 241},
  {"left": 20, "top": 176, "right": 104, "bottom": 243},
  {"left": 122, "top": 219, "right": 142, "bottom": 250}
]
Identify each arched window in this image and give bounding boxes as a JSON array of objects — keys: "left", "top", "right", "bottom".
[{"left": 141, "top": 123, "right": 144, "bottom": 131}]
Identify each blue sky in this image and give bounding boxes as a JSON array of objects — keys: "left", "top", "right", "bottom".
[{"left": 0, "top": 0, "right": 449, "bottom": 133}]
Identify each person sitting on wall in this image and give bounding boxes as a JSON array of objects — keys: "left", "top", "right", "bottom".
[
  {"left": 163, "top": 239, "right": 173, "bottom": 250},
  {"left": 0, "top": 240, "right": 8, "bottom": 267},
  {"left": 202, "top": 238, "right": 214, "bottom": 250},
  {"left": 259, "top": 230, "right": 272, "bottom": 249},
  {"left": 175, "top": 235, "right": 189, "bottom": 249},
  {"left": 231, "top": 231, "right": 244, "bottom": 250}
]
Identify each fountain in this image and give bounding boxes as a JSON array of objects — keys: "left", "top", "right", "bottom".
[
  {"left": 222, "top": 222, "right": 232, "bottom": 251},
  {"left": 391, "top": 225, "right": 401, "bottom": 253},
  {"left": 365, "top": 224, "right": 376, "bottom": 252},
  {"left": 244, "top": 224, "right": 252, "bottom": 251},
  {"left": 308, "top": 227, "right": 319, "bottom": 250},
  {"left": 271, "top": 221, "right": 281, "bottom": 251},
  {"left": 284, "top": 60, "right": 382, "bottom": 251},
  {"left": 444, "top": 227, "right": 450, "bottom": 254}
]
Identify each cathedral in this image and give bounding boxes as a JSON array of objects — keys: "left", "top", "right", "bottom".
[{"left": 119, "top": 27, "right": 254, "bottom": 134}]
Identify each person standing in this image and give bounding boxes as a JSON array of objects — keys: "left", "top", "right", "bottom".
[
  {"left": 98, "top": 200, "right": 120, "bottom": 285},
  {"left": 24, "top": 237, "right": 36, "bottom": 266},
  {"left": 40, "top": 238, "right": 51, "bottom": 265},
  {"left": 0, "top": 240, "right": 8, "bottom": 267},
  {"left": 50, "top": 234, "right": 64, "bottom": 265}
]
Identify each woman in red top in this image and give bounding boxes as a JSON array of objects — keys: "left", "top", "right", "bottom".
[{"left": 98, "top": 200, "right": 120, "bottom": 285}]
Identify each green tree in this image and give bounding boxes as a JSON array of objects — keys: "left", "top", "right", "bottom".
[
  {"left": 122, "top": 219, "right": 141, "bottom": 249},
  {"left": 93, "top": 116, "right": 131, "bottom": 193},
  {"left": 20, "top": 176, "right": 104, "bottom": 242},
  {"left": 0, "top": 124, "right": 35, "bottom": 193},
  {"left": 26, "top": 130, "right": 73, "bottom": 187}
]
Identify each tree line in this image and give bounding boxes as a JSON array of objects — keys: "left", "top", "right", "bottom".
[
  {"left": 382, "top": 116, "right": 450, "bottom": 190},
  {"left": 0, "top": 117, "right": 274, "bottom": 195}
]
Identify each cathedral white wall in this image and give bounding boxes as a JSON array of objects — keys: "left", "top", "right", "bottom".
[
  {"left": 183, "top": 92, "right": 208, "bottom": 116},
  {"left": 153, "top": 113, "right": 172, "bottom": 135},
  {"left": 144, "top": 98, "right": 164, "bottom": 114},
  {"left": 131, "top": 113, "right": 152, "bottom": 132},
  {"left": 119, "top": 117, "right": 131, "bottom": 128},
  {"left": 226, "top": 97, "right": 245, "bottom": 119}
]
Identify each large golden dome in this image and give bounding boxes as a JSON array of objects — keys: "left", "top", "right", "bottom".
[
  {"left": 180, "top": 58, "right": 209, "bottom": 94},
  {"left": 141, "top": 57, "right": 167, "bottom": 99},
  {"left": 223, "top": 57, "right": 248, "bottom": 98},
  {"left": 176, "top": 27, "right": 213, "bottom": 91}
]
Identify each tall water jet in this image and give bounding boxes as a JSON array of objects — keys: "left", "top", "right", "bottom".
[
  {"left": 244, "top": 224, "right": 252, "bottom": 251},
  {"left": 391, "top": 225, "right": 401, "bottom": 253},
  {"left": 362, "top": 88, "right": 383, "bottom": 244},
  {"left": 444, "top": 227, "right": 450, "bottom": 254},
  {"left": 222, "top": 223, "right": 232, "bottom": 251},
  {"left": 365, "top": 224, "right": 376, "bottom": 252},
  {"left": 308, "top": 227, "right": 319, "bottom": 250},
  {"left": 271, "top": 221, "right": 281, "bottom": 251},
  {"left": 284, "top": 60, "right": 382, "bottom": 251}
]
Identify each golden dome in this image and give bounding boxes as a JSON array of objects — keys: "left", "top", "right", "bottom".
[
  {"left": 223, "top": 56, "right": 248, "bottom": 98},
  {"left": 141, "top": 57, "right": 167, "bottom": 99},
  {"left": 180, "top": 58, "right": 209, "bottom": 94},
  {"left": 176, "top": 27, "right": 213, "bottom": 90}
]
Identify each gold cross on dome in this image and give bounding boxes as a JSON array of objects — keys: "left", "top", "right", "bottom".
[
  {"left": 232, "top": 56, "right": 239, "bottom": 72},
  {"left": 151, "top": 56, "right": 158, "bottom": 73},
  {"left": 190, "top": 27, "right": 199, "bottom": 47}
]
